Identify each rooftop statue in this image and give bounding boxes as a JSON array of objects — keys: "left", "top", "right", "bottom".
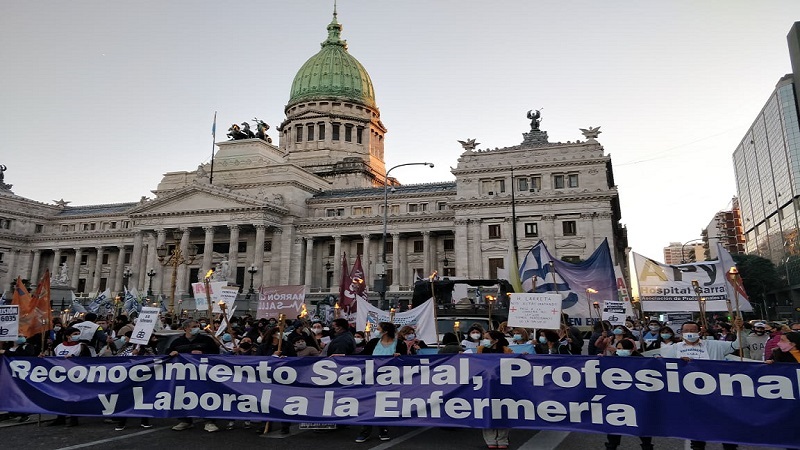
[
  {"left": 457, "top": 139, "right": 480, "bottom": 151},
  {"left": 527, "top": 109, "right": 541, "bottom": 131},
  {"left": 253, "top": 118, "right": 272, "bottom": 143},
  {"left": 240, "top": 122, "right": 256, "bottom": 139},
  {"left": 0, "top": 164, "right": 11, "bottom": 190},
  {"left": 227, "top": 124, "right": 248, "bottom": 140},
  {"left": 579, "top": 126, "right": 602, "bottom": 140}
]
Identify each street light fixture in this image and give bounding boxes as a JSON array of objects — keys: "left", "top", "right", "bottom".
[
  {"left": 246, "top": 264, "right": 258, "bottom": 299},
  {"left": 379, "top": 162, "right": 434, "bottom": 306},
  {"left": 157, "top": 230, "right": 198, "bottom": 318},
  {"left": 146, "top": 268, "right": 156, "bottom": 297}
]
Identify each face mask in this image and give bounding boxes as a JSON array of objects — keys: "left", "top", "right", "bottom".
[
  {"left": 354, "top": 338, "right": 364, "bottom": 345},
  {"left": 754, "top": 330, "right": 765, "bottom": 335},
  {"left": 256, "top": 336, "right": 263, "bottom": 344},
  {"left": 616, "top": 349, "right": 632, "bottom": 357},
  {"left": 405, "top": 333, "right": 416, "bottom": 340},
  {"left": 199, "top": 323, "right": 207, "bottom": 328},
  {"left": 312, "top": 327, "right": 323, "bottom": 334},
  {"left": 53, "top": 326, "right": 62, "bottom": 332},
  {"left": 70, "top": 335, "right": 81, "bottom": 342},
  {"left": 114, "top": 337, "right": 127, "bottom": 348},
  {"left": 481, "top": 339, "right": 492, "bottom": 347},
  {"left": 222, "top": 334, "right": 232, "bottom": 343},
  {"left": 16, "top": 336, "right": 26, "bottom": 345},
  {"left": 683, "top": 333, "right": 700, "bottom": 343},
  {"left": 777, "top": 341, "right": 795, "bottom": 352},
  {"left": 470, "top": 333, "right": 481, "bottom": 340},
  {"left": 294, "top": 342, "right": 307, "bottom": 350},
  {"left": 613, "top": 328, "right": 624, "bottom": 335},
  {"left": 239, "top": 342, "right": 252, "bottom": 350},
  {"left": 538, "top": 336, "right": 548, "bottom": 344},
  {"left": 190, "top": 327, "right": 201, "bottom": 335},
  {"left": 513, "top": 334, "right": 523, "bottom": 341},
  {"left": 649, "top": 325, "right": 660, "bottom": 331},
  {"left": 660, "top": 333, "right": 673, "bottom": 340}
]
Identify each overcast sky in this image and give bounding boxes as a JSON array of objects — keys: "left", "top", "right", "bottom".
[{"left": 2, "top": 1, "right": 799, "bottom": 262}]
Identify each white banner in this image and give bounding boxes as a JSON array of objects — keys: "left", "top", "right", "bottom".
[
  {"left": 129, "top": 307, "right": 160, "bottom": 345},
  {"left": 213, "top": 286, "right": 239, "bottom": 314},
  {"left": 601, "top": 300, "right": 627, "bottom": 325},
  {"left": 507, "top": 293, "right": 562, "bottom": 330},
  {"left": 191, "top": 281, "right": 227, "bottom": 311},
  {"left": 633, "top": 247, "right": 753, "bottom": 313},
  {"left": 0, "top": 305, "right": 20, "bottom": 341},
  {"left": 355, "top": 298, "right": 437, "bottom": 345}
]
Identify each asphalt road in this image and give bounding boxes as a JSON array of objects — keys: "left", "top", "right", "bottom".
[{"left": 0, "top": 415, "right": 784, "bottom": 450}]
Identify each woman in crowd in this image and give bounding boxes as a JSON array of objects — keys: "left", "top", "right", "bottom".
[
  {"left": 766, "top": 331, "right": 800, "bottom": 363},
  {"left": 510, "top": 328, "right": 530, "bottom": 345},
  {"left": 311, "top": 321, "right": 330, "bottom": 350},
  {"left": 596, "top": 324, "right": 636, "bottom": 356},
  {"left": 256, "top": 326, "right": 295, "bottom": 357},
  {"left": 479, "top": 329, "right": 513, "bottom": 449},
  {"left": 587, "top": 320, "right": 610, "bottom": 355},
  {"left": 398, "top": 325, "right": 428, "bottom": 355},
  {"left": 291, "top": 334, "right": 320, "bottom": 356},
  {"left": 605, "top": 339, "right": 652, "bottom": 450},
  {"left": 461, "top": 324, "right": 485, "bottom": 350},
  {"left": 353, "top": 331, "right": 367, "bottom": 354},
  {"left": 534, "top": 329, "right": 571, "bottom": 355},
  {"left": 233, "top": 336, "right": 258, "bottom": 356},
  {"left": 497, "top": 321, "right": 513, "bottom": 338},
  {"left": 438, "top": 332, "right": 463, "bottom": 354},
  {"left": 356, "top": 322, "right": 407, "bottom": 443}
]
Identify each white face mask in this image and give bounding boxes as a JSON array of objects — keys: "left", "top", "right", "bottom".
[
  {"left": 256, "top": 336, "right": 263, "bottom": 344},
  {"left": 481, "top": 339, "right": 492, "bottom": 347},
  {"left": 354, "top": 338, "right": 364, "bottom": 345},
  {"left": 312, "top": 327, "right": 323, "bottom": 334},
  {"left": 405, "top": 333, "right": 416, "bottom": 340},
  {"left": 683, "top": 332, "right": 700, "bottom": 343},
  {"left": 470, "top": 332, "right": 481, "bottom": 340}
]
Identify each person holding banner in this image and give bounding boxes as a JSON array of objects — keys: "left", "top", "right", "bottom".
[
  {"left": 49, "top": 327, "right": 94, "bottom": 427},
  {"left": 534, "top": 329, "right": 571, "bottom": 355},
  {"left": 398, "top": 325, "right": 427, "bottom": 355},
  {"left": 356, "top": 322, "right": 406, "bottom": 443},
  {"left": 606, "top": 339, "right": 653, "bottom": 450},
  {"left": 461, "top": 324, "right": 485, "bottom": 350},
  {"left": 478, "top": 330, "right": 513, "bottom": 354},
  {"left": 256, "top": 326, "right": 295, "bottom": 357},
  {"left": 326, "top": 318, "right": 356, "bottom": 356},
  {"left": 765, "top": 331, "right": 800, "bottom": 364}
]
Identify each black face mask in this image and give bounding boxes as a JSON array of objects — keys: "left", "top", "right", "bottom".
[{"left": 239, "top": 342, "right": 252, "bottom": 350}]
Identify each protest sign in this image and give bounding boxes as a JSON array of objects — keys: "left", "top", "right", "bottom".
[
  {"left": 257, "top": 285, "right": 306, "bottom": 319},
  {"left": 1, "top": 355, "right": 798, "bottom": 447},
  {"left": 0, "top": 305, "right": 19, "bottom": 341},
  {"left": 601, "top": 300, "right": 626, "bottom": 326},
  {"left": 213, "top": 286, "right": 239, "bottom": 314},
  {"left": 507, "top": 293, "right": 562, "bottom": 329},
  {"left": 191, "top": 281, "right": 226, "bottom": 311},
  {"left": 355, "top": 297, "right": 436, "bottom": 344},
  {"left": 129, "top": 307, "right": 160, "bottom": 345}
]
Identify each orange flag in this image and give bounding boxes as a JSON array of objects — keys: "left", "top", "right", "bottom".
[{"left": 16, "top": 271, "right": 52, "bottom": 337}]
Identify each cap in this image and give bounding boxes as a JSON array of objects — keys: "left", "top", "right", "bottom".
[{"left": 753, "top": 322, "right": 766, "bottom": 328}]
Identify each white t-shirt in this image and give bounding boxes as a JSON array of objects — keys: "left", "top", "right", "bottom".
[
  {"left": 54, "top": 343, "right": 84, "bottom": 357},
  {"left": 672, "top": 342, "right": 710, "bottom": 360}
]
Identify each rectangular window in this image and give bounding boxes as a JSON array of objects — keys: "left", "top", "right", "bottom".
[
  {"left": 345, "top": 125, "right": 353, "bottom": 142},
  {"left": 307, "top": 124, "right": 314, "bottom": 141},
  {"left": 212, "top": 243, "right": 230, "bottom": 254},
  {"left": 35, "top": 224, "right": 43, "bottom": 233},
  {"left": 61, "top": 224, "right": 69, "bottom": 232},
  {"left": 122, "top": 221, "right": 130, "bottom": 229},
  {"left": 563, "top": 220, "right": 577, "bottom": 236},
  {"left": 353, "top": 207, "right": 362, "bottom": 216},
  {"left": 437, "top": 202, "right": 447, "bottom": 211},
  {"left": 525, "top": 223, "right": 539, "bottom": 237},
  {"left": 110, "top": 222, "right": 117, "bottom": 229},
  {"left": 413, "top": 241, "right": 424, "bottom": 253},
  {"left": 531, "top": 176, "right": 542, "bottom": 190},
  {"left": 0, "top": 253, "right": 4, "bottom": 263},
  {"left": 82, "top": 223, "right": 90, "bottom": 231},
  {"left": 443, "top": 239, "right": 455, "bottom": 251},
  {"left": 420, "top": 203, "right": 428, "bottom": 212},
  {"left": 488, "top": 224, "right": 502, "bottom": 239},
  {"left": 80, "top": 254, "right": 88, "bottom": 265},
  {"left": 60, "top": 255, "right": 68, "bottom": 264},
  {"left": 237, "top": 242, "right": 247, "bottom": 253},
  {"left": 329, "top": 244, "right": 336, "bottom": 257},
  {"left": 488, "top": 258, "right": 504, "bottom": 279},
  {"left": 498, "top": 179, "right": 506, "bottom": 193},
  {"left": 102, "top": 254, "right": 109, "bottom": 264},
  {"left": 363, "top": 206, "right": 372, "bottom": 215},
  {"left": 568, "top": 174, "right": 579, "bottom": 188},
  {"left": 332, "top": 123, "right": 340, "bottom": 141},
  {"left": 356, "top": 127, "right": 364, "bottom": 144},
  {"left": 326, "top": 208, "right": 344, "bottom": 217},
  {"left": 408, "top": 204, "right": 419, "bottom": 213},
  {"left": 295, "top": 125, "right": 303, "bottom": 143},
  {"left": 124, "top": 252, "right": 131, "bottom": 264},
  {"left": 517, "top": 178, "right": 528, "bottom": 191},
  {"left": 482, "top": 180, "right": 494, "bottom": 194},
  {"left": 318, "top": 123, "right": 325, "bottom": 140},
  {"left": 385, "top": 269, "right": 394, "bottom": 285},
  {"left": 554, "top": 175, "right": 565, "bottom": 189},
  {"left": 264, "top": 240, "right": 272, "bottom": 252},
  {"left": 356, "top": 243, "right": 363, "bottom": 255},
  {"left": 443, "top": 267, "right": 456, "bottom": 277},
  {"left": 385, "top": 241, "right": 393, "bottom": 254}
]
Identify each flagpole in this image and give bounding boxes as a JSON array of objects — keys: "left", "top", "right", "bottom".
[
  {"left": 210, "top": 111, "right": 217, "bottom": 185},
  {"left": 510, "top": 167, "right": 519, "bottom": 269}
]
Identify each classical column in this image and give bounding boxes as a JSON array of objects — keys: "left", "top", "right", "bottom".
[
  {"left": 4, "top": 249, "right": 18, "bottom": 291},
  {"left": 542, "top": 215, "right": 556, "bottom": 252},
  {"left": 271, "top": 227, "right": 286, "bottom": 285},
  {"left": 254, "top": 225, "right": 266, "bottom": 289},
  {"left": 361, "top": 233, "right": 371, "bottom": 283},
  {"left": 422, "top": 231, "right": 431, "bottom": 276},
  {"left": 155, "top": 229, "right": 166, "bottom": 295},
  {"left": 70, "top": 248, "right": 82, "bottom": 289},
  {"left": 228, "top": 225, "right": 240, "bottom": 279},
  {"left": 92, "top": 247, "right": 104, "bottom": 293},
  {"left": 113, "top": 246, "right": 125, "bottom": 293},
  {"left": 30, "top": 250, "right": 41, "bottom": 284},
  {"left": 304, "top": 237, "right": 314, "bottom": 288},
  {"left": 51, "top": 249, "right": 62, "bottom": 278},
  {"left": 177, "top": 228, "right": 190, "bottom": 295},
  {"left": 470, "top": 219, "right": 482, "bottom": 278},
  {"left": 144, "top": 233, "right": 157, "bottom": 293},
  {"left": 391, "top": 232, "right": 400, "bottom": 290},
  {"left": 289, "top": 235, "right": 302, "bottom": 285},
  {"left": 202, "top": 226, "right": 215, "bottom": 274},
  {"left": 332, "top": 235, "right": 342, "bottom": 293},
  {"left": 131, "top": 231, "right": 144, "bottom": 288}
]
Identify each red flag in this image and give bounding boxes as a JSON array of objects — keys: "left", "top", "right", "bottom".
[
  {"left": 11, "top": 276, "right": 31, "bottom": 312},
  {"left": 18, "top": 271, "right": 51, "bottom": 337}
]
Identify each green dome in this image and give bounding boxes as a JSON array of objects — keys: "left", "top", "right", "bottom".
[{"left": 288, "top": 14, "right": 376, "bottom": 108}]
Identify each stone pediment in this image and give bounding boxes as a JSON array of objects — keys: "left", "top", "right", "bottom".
[{"left": 129, "top": 184, "right": 278, "bottom": 217}]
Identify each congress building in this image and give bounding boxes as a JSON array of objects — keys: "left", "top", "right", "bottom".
[{"left": 0, "top": 13, "right": 627, "bottom": 309}]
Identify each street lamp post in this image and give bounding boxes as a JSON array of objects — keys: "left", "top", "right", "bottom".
[
  {"left": 122, "top": 267, "right": 132, "bottom": 296},
  {"left": 379, "top": 162, "right": 434, "bottom": 308},
  {"left": 146, "top": 268, "right": 156, "bottom": 297},
  {"left": 156, "top": 231, "right": 198, "bottom": 319},
  {"left": 246, "top": 264, "right": 258, "bottom": 299}
]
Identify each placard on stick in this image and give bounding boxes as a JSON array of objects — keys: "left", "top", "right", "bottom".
[
  {"left": 130, "top": 307, "right": 160, "bottom": 345},
  {"left": 0, "top": 305, "right": 19, "bottom": 341},
  {"left": 507, "top": 293, "right": 562, "bottom": 329}
]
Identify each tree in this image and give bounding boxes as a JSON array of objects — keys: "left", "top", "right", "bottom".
[{"left": 731, "top": 253, "right": 781, "bottom": 318}]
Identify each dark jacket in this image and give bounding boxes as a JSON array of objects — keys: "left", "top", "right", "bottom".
[
  {"left": 167, "top": 333, "right": 219, "bottom": 354},
  {"left": 363, "top": 337, "right": 408, "bottom": 355},
  {"left": 769, "top": 348, "right": 800, "bottom": 363},
  {"left": 257, "top": 339, "right": 296, "bottom": 357},
  {"left": 326, "top": 330, "right": 357, "bottom": 356},
  {"left": 438, "top": 343, "right": 462, "bottom": 354}
]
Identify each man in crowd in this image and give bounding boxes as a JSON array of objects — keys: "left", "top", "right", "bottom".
[
  {"left": 72, "top": 313, "right": 108, "bottom": 354},
  {"left": 744, "top": 322, "right": 770, "bottom": 361},
  {"left": 326, "top": 318, "right": 356, "bottom": 356},
  {"left": 168, "top": 319, "right": 221, "bottom": 432},
  {"left": 661, "top": 319, "right": 744, "bottom": 450}
]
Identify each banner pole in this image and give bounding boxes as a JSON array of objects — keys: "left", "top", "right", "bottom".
[{"left": 728, "top": 268, "right": 743, "bottom": 362}]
